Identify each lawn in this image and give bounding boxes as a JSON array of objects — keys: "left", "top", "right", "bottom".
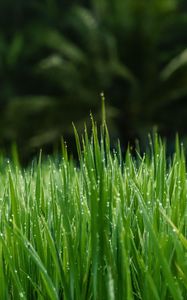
[{"left": 0, "top": 120, "right": 187, "bottom": 299}]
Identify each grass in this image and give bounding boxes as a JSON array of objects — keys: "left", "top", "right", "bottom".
[{"left": 0, "top": 120, "right": 187, "bottom": 299}]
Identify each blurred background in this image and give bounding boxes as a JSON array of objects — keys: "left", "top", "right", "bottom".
[{"left": 1, "top": 0, "right": 187, "bottom": 162}]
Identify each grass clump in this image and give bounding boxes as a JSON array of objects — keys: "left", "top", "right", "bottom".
[{"left": 0, "top": 123, "right": 187, "bottom": 299}]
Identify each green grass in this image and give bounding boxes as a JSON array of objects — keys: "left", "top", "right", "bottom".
[{"left": 0, "top": 123, "right": 187, "bottom": 299}]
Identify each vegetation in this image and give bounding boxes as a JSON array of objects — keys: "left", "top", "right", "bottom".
[
  {"left": 1, "top": 119, "right": 187, "bottom": 299},
  {"left": 1, "top": 0, "right": 187, "bottom": 158}
]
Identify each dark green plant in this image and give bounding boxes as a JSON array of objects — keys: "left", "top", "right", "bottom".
[{"left": 0, "top": 0, "right": 187, "bottom": 158}]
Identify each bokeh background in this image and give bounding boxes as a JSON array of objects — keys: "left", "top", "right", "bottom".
[{"left": 1, "top": 0, "right": 187, "bottom": 162}]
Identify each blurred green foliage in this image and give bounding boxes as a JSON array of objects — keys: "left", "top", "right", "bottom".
[{"left": 1, "top": 0, "right": 187, "bottom": 160}]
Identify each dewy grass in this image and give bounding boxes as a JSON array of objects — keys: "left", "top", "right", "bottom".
[{"left": 0, "top": 123, "right": 187, "bottom": 299}]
